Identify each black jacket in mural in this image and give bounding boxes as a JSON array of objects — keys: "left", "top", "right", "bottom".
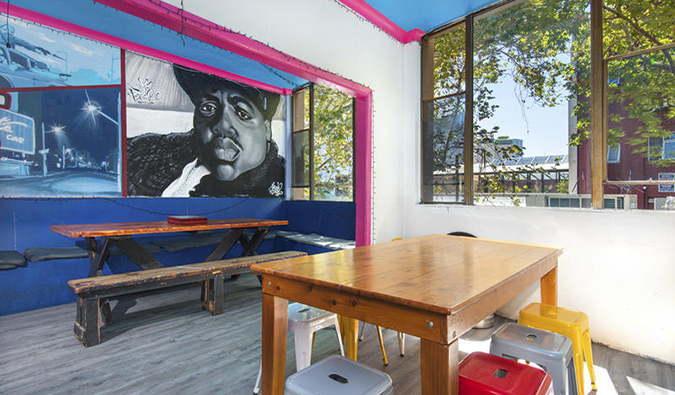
[{"left": 126, "top": 130, "right": 285, "bottom": 198}]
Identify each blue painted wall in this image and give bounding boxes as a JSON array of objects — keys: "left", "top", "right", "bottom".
[{"left": 0, "top": 198, "right": 355, "bottom": 316}]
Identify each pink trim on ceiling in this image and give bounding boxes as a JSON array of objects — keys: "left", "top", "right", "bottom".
[
  {"left": 92, "top": 0, "right": 371, "bottom": 99},
  {"left": 338, "top": 0, "right": 424, "bottom": 44},
  {"left": 0, "top": 1, "right": 290, "bottom": 95}
]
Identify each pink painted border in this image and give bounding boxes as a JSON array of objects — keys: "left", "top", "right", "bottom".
[
  {"left": 338, "top": 0, "right": 424, "bottom": 44},
  {"left": 8, "top": 0, "right": 373, "bottom": 245}
]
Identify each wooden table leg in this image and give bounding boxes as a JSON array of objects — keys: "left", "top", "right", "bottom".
[
  {"left": 338, "top": 316, "right": 359, "bottom": 361},
  {"left": 420, "top": 339, "right": 459, "bottom": 395},
  {"left": 261, "top": 293, "right": 288, "bottom": 395},
  {"left": 540, "top": 266, "right": 558, "bottom": 306}
]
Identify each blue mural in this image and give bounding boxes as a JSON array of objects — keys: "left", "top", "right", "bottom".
[
  {"left": 0, "top": 16, "right": 120, "bottom": 88},
  {"left": 0, "top": 88, "right": 122, "bottom": 197}
]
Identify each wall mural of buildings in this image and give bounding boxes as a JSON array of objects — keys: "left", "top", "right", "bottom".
[{"left": 0, "top": 16, "right": 122, "bottom": 197}]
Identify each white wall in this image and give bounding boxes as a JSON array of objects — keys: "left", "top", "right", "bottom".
[{"left": 170, "top": 0, "right": 675, "bottom": 364}]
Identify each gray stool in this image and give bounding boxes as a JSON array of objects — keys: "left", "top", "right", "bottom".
[
  {"left": 490, "top": 322, "right": 578, "bottom": 395},
  {"left": 285, "top": 355, "right": 393, "bottom": 395}
]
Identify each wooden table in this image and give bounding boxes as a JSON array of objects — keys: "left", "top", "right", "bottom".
[
  {"left": 52, "top": 218, "right": 287, "bottom": 322},
  {"left": 251, "top": 234, "right": 562, "bottom": 395}
]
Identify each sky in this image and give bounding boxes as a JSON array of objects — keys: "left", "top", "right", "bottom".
[
  {"left": 479, "top": 76, "right": 571, "bottom": 158},
  {"left": 6, "top": 16, "right": 120, "bottom": 86}
]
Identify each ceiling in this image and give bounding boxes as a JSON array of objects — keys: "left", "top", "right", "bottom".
[
  {"left": 363, "top": 0, "right": 501, "bottom": 32},
  {"left": 9, "top": 0, "right": 501, "bottom": 93}
]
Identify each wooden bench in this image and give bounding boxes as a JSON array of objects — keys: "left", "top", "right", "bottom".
[{"left": 67, "top": 251, "right": 307, "bottom": 347}]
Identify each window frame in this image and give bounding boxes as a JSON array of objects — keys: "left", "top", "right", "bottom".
[
  {"left": 291, "top": 83, "right": 356, "bottom": 202},
  {"left": 421, "top": 0, "right": 675, "bottom": 208}
]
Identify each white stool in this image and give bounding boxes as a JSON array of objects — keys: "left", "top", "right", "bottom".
[
  {"left": 288, "top": 302, "right": 345, "bottom": 370},
  {"left": 253, "top": 303, "right": 345, "bottom": 394},
  {"left": 285, "top": 355, "right": 393, "bottom": 395}
]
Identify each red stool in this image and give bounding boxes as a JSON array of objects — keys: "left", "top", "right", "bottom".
[{"left": 459, "top": 352, "right": 553, "bottom": 395}]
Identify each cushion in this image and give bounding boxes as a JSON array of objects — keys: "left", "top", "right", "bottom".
[
  {"left": 0, "top": 250, "right": 26, "bottom": 269},
  {"left": 23, "top": 247, "right": 88, "bottom": 262},
  {"left": 277, "top": 232, "right": 355, "bottom": 250},
  {"left": 75, "top": 240, "right": 162, "bottom": 255}
]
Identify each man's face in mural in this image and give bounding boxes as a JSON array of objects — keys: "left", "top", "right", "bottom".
[{"left": 193, "top": 87, "right": 270, "bottom": 181}]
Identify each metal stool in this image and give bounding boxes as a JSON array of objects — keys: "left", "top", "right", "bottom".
[
  {"left": 459, "top": 352, "right": 554, "bottom": 395},
  {"left": 253, "top": 303, "right": 345, "bottom": 394},
  {"left": 490, "top": 322, "right": 578, "bottom": 395},
  {"left": 519, "top": 303, "right": 597, "bottom": 394},
  {"left": 285, "top": 355, "right": 393, "bottom": 395}
]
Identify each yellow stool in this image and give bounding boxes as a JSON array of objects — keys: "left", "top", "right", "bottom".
[{"left": 518, "top": 303, "right": 597, "bottom": 395}]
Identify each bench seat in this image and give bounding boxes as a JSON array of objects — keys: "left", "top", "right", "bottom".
[
  {"left": 276, "top": 231, "right": 355, "bottom": 250},
  {"left": 67, "top": 250, "right": 307, "bottom": 347}
]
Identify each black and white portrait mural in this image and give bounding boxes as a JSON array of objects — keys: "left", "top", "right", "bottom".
[
  {"left": 0, "top": 16, "right": 122, "bottom": 197},
  {"left": 125, "top": 52, "right": 286, "bottom": 198}
]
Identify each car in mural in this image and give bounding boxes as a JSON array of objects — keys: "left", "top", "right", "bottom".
[{"left": 0, "top": 46, "right": 70, "bottom": 88}]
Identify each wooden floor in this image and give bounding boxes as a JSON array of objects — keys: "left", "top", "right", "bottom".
[{"left": 1, "top": 274, "right": 673, "bottom": 395}]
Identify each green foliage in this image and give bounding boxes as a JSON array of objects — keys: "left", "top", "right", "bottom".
[{"left": 312, "top": 85, "right": 354, "bottom": 201}]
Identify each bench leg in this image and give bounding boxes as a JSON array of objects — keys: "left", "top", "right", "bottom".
[
  {"left": 204, "top": 274, "right": 224, "bottom": 315},
  {"left": 73, "top": 297, "right": 100, "bottom": 347}
]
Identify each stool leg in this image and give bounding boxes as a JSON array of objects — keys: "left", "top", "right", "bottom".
[
  {"left": 398, "top": 332, "right": 405, "bottom": 356},
  {"left": 581, "top": 330, "right": 597, "bottom": 390},
  {"left": 294, "top": 328, "right": 313, "bottom": 371},
  {"left": 333, "top": 318, "right": 345, "bottom": 357},
  {"left": 376, "top": 325, "right": 389, "bottom": 366},
  {"left": 570, "top": 332, "right": 586, "bottom": 395},
  {"left": 358, "top": 321, "right": 367, "bottom": 341},
  {"left": 252, "top": 361, "right": 262, "bottom": 394}
]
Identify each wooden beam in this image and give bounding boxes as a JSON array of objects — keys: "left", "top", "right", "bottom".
[{"left": 590, "top": 0, "right": 605, "bottom": 209}]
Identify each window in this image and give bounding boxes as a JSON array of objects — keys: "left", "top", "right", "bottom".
[
  {"left": 607, "top": 144, "right": 620, "bottom": 163},
  {"left": 421, "top": 24, "right": 467, "bottom": 203},
  {"left": 664, "top": 135, "right": 675, "bottom": 160},
  {"left": 291, "top": 84, "right": 354, "bottom": 201},
  {"left": 421, "top": 0, "right": 675, "bottom": 209},
  {"left": 422, "top": 0, "right": 589, "bottom": 207}
]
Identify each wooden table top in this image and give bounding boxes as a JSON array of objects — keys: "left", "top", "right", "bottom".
[
  {"left": 252, "top": 234, "right": 562, "bottom": 315},
  {"left": 50, "top": 218, "right": 288, "bottom": 238}
]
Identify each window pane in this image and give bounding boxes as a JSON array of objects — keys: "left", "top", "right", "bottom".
[
  {"left": 422, "top": 95, "right": 465, "bottom": 203},
  {"left": 434, "top": 25, "right": 465, "bottom": 98},
  {"left": 604, "top": 1, "right": 675, "bottom": 58},
  {"left": 293, "top": 88, "right": 309, "bottom": 132},
  {"left": 472, "top": 0, "right": 589, "bottom": 208},
  {"left": 606, "top": 46, "right": 675, "bottom": 208},
  {"left": 292, "top": 130, "right": 309, "bottom": 187},
  {"left": 313, "top": 85, "right": 353, "bottom": 201}
]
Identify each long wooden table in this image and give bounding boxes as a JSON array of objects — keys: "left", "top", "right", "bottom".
[
  {"left": 251, "top": 234, "right": 562, "bottom": 395},
  {"left": 52, "top": 218, "right": 287, "bottom": 322}
]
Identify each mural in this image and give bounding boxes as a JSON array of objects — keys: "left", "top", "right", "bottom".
[
  {"left": 0, "top": 88, "right": 123, "bottom": 197},
  {"left": 0, "top": 16, "right": 120, "bottom": 88},
  {"left": 125, "top": 53, "right": 286, "bottom": 198}
]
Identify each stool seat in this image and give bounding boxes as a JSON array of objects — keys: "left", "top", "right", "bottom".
[
  {"left": 285, "top": 355, "right": 393, "bottom": 395},
  {"left": 519, "top": 303, "right": 597, "bottom": 394},
  {"left": 459, "top": 352, "right": 553, "bottom": 395},
  {"left": 490, "top": 322, "right": 578, "bottom": 395}
]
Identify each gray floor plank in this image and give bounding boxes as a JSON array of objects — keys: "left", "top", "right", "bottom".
[{"left": 1, "top": 274, "right": 673, "bottom": 395}]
